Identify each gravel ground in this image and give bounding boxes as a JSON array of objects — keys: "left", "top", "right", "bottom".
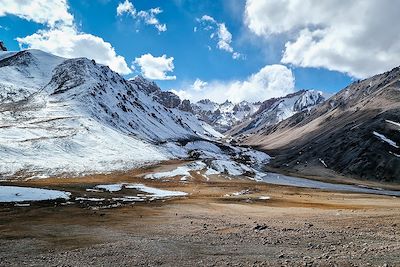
[
  {"left": 0, "top": 168, "right": 399, "bottom": 267},
  {"left": 1, "top": 200, "right": 399, "bottom": 267}
]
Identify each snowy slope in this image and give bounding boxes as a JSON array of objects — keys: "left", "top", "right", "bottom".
[
  {"left": 0, "top": 49, "right": 222, "bottom": 178},
  {"left": 44, "top": 57, "right": 221, "bottom": 141},
  {"left": 0, "top": 50, "right": 64, "bottom": 104}
]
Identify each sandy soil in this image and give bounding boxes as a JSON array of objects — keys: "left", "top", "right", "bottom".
[{"left": 1, "top": 162, "right": 399, "bottom": 266}]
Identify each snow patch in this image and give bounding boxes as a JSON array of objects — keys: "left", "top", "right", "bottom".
[
  {"left": 373, "top": 131, "right": 399, "bottom": 148},
  {"left": 386, "top": 120, "right": 400, "bottom": 128},
  {"left": 125, "top": 183, "right": 188, "bottom": 198},
  {"left": 95, "top": 184, "right": 125, "bottom": 192},
  {"left": 75, "top": 197, "right": 105, "bottom": 202},
  {"left": 319, "top": 158, "right": 328, "bottom": 168},
  {"left": 0, "top": 186, "right": 70, "bottom": 202}
]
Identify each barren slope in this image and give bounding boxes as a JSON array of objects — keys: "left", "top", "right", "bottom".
[{"left": 240, "top": 67, "right": 400, "bottom": 182}]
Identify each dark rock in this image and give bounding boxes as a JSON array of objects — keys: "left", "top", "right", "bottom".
[
  {"left": 0, "top": 41, "right": 7, "bottom": 51},
  {"left": 253, "top": 224, "right": 268, "bottom": 231}
]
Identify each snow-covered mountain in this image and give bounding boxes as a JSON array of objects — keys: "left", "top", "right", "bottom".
[
  {"left": 191, "top": 99, "right": 261, "bottom": 133},
  {"left": 229, "top": 90, "right": 324, "bottom": 136},
  {"left": 0, "top": 49, "right": 223, "bottom": 178},
  {"left": 130, "top": 76, "right": 193, "bottom": 112}
]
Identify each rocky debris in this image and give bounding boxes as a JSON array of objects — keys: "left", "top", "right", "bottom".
[
  {"left": 253, "top": 224, "right": 268, "bottom": 231},
  {"left": 1, "top": 206, "right": 398, "bottom": 267}
]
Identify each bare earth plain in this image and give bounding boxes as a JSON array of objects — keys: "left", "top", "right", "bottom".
[{"left": 0, "top": 161, "right": 399, "bottom": 267}]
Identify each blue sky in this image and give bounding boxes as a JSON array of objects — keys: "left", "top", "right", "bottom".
[{"left": 1, "top": 0, "right": 398, "bottom": 103}]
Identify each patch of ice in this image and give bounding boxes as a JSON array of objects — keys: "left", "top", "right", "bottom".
[
  {"left": 90, "top": 183, "right": 187, "bottom": 199},
  {"left": 259, "top": 196, "right": 271, "bottom": 200},
  {"left": 85, "top": 188, "right": 103, "bottom": 192},
  {"left": 95, "top": 184, "right": 125, "bottom": 192},
  {"left": 111, "top": 196, "right": 145, "bottom": 202},
  {"left": 75, "top": 197, "right": 105, "bottom": 202},
  {"left": 386, "top": 120, "right": 400, "bottom": 128},
  {"left": 319, "top": 158, "right": 328, "bottom": 168},
  {"left": 144, "top": 161, "right": 206, "bottom": 179},
  {"left": 125, "top": 183, "right": 188, "bottom": 198},
  {"left": 0, "top": 186, "right": 70, "bottom": 202},
  {"left": 373, "top": 131, "right": 399, "bottom": 148},
  {"left": 145, "top": 166, "right": 191, "bottom": 179}
]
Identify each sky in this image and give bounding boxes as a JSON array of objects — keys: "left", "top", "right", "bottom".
[{"left": 1, "top": 0, "right": 399, "bottom": 103}]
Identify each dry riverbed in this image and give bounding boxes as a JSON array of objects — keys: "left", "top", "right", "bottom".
[{"left": 1, "top": 161, "right": 399, "bottom": 266}]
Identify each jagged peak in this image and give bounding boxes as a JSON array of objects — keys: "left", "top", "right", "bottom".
[
  {"left": 221, "top": 100, "right": 233, "bottom": 105},
  {"left": 0, "top": 41, "right": 7, "bottom": 51},
  {"left": 197, "top": 99, "right": 217, "bottom": 105}
]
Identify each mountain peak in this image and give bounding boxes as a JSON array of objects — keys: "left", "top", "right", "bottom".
[{"left": 0, "top": 41, "right": 7, "bottom": 51}]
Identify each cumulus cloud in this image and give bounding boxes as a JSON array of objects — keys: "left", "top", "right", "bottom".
[
  {"left": 117, "top": 0, "right": 135, "bottom": 16},
  {"left": 171, "top": 65, "right": 294, "bottom": 103},
  {"left": 17, "top": 26, "right": 132, "bottom": 75},
  {"left": 245, "top": 0, "right": 400, "bottom": 78},
  {"left": 0, "top": 0, "right": 73, "bottom": 27},
  {"left": 197, "top": 15, "right": 242, "bottom": 59},
  {"left": 133, "top": 54, "right": 176, "bottom": 80},
  {"left": 117, "top": 0, "right": 167, "bottom": 33},
  {"left": 1, "top": 0, "right": 131, "bottom": 74}
]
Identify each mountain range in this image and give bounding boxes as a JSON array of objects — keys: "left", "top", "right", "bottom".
[
  {"left": 0, "top": 48, "right": 399, "bottom": 182},
  {"left": 240, "top": 67, "right": 400, "bottom": 182},
  {"left": 189, "top": 90, "right": 324, "bottom": 133},
  {"left": 0, "top": 49, "right": 221, "bottom": 178}
]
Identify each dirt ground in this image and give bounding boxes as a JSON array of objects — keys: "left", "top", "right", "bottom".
[{"left": 1, "top": 162, "right": 399, "bottom": 267}]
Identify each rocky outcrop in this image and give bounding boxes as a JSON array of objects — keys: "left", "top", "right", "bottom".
[{"left": 0, "top": 41, "right": 7, "bottom": 51}]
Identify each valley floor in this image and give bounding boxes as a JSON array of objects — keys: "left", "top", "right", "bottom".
[{"left": 1, "top": 161, "right": 399, "bottom": 266}]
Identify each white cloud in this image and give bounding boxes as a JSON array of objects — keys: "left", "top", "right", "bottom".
[
  {"left": 117, "top": 0, "right": 167, "bottom": 33},
  {"left": 172, "top": 64, "right": 294, "bottom": 103},
  {"left": 117, "top": 0, "right": 135, "bottom": 16},
  {"left": 216, "top": 23, "right": 233, "bottom": 53},
  {"left": 201, "top": 15, "right": 216, "bottom": 23},
  {"left": 198, "top": 15, "right": 242, "bottom": 59},
  {"left": 192, "top": 78, "right": 208, "bottom": 91},
  {"left": 1, "top": 0, "right": 131, "bottom": 75},
  {"left": 133, "top": 54, "right": 176, "bottom": 80},
  {"left": 245, "top": 0, "right": 400, "bottom": 78},
  {"left": 0, "top": 0, "right": 73, "bottom": 27},
  {"left": 17, "top": 26, "right": 131, "bottom": 75}
]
